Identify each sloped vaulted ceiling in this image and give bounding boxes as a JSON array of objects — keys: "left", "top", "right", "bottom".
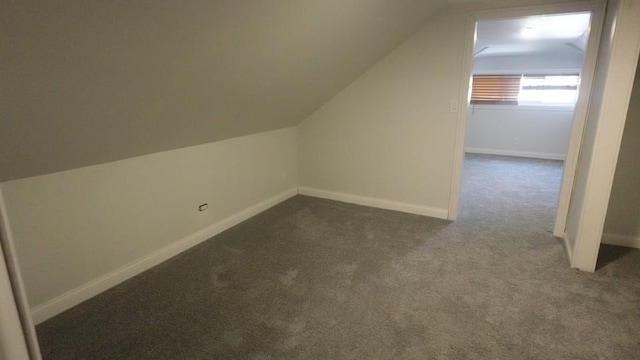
[{"left": 1, "top": 0, "right": 447, "bottom": 181}]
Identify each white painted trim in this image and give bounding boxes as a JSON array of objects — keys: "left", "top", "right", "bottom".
[
  {"left": 473, "top": 69, "right": 583, "bottom": 76},
  {"left": 570, "top": 0, "right": 640, "bottom": 272},
  {"left": 0, "top": 187, "right": 41, "bottom": 359},
  {"left": 553, "top": 2, "right": 606, "bottom": 238},
  {"left": 448, "top": 14, "right": 476, "bottom": 221},
  {"left": 470, "top": 1, "right": 602, "bottom": 20},
  {"left": 298, "top": 187, "right": 448, "bottom": 219},
  {"left": 30, "top": 188, "right": 298, "bottom": 324},
  {"left": 0, "top": 236, "right": 30, "bottom": 359},
  {"left": 465, "top": 148, "right": 565, "bottom": 161},
  {"left": 561, "top": 232, "right": 573, "bottom": 264},
  {"left": 468, "top": 104, "right": 575, "bottom": 112},
  {"left": 601, "top": 233, "right": 640, "bottom": 249}
]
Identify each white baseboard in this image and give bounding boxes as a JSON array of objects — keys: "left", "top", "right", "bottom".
[
  {"left": 465, "top": 147, "right": 565, "bottom": 161},
  {"left": 298, "top": 187, "right": 448, "bottom": 219},
  {"left": 601, "top": 233, "right": 640, "bottom": 249},
  {"left": 30, "top": 188, "right": 298, "bottom": 324}
]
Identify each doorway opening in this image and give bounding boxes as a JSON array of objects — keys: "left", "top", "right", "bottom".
[
  {"left": 448, "top": 3, "right": 605, "bottom": 245},
  {"left": 463, "top": 12, "right": 589, "bottom": 230}
]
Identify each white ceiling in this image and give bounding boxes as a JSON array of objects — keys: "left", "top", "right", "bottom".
[
  {"left": 474, "top": 12, "right": 591, "bottom": 57},
  {"left": 1, "top": 1, "right": 594, "bottom": 181},
  {"left": 1, "top": 0, "right": 447, "bottom": 181}
]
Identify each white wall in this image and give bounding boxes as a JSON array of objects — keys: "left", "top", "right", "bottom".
[
  {"left": 465, "top": 105, "right": 573, "bottom": 160},
  {"left": 465, "top": 51, "right": 582, "bottom": 160},
  {"left": 2, "top": 3, "right": 636, "bottom": 335},
  {"left": 0, "top": 0, "right": 445, "bottom": 182},
  {"left": 298, "top": 8, "right": 467, "bottom": 217},
  {"left": 602, "top": 60, "right": 640, "bottom": 248},
  {"left": 0, "top": 127, "right": 298, "bottom": 323},
  {"left": 564, "top": 0, "right": 640, "bottom": 271},
  {"left": 472, "top": 51, "right": 584, "bottom": 75}
]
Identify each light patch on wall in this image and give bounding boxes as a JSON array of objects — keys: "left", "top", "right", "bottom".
[{"left": 519, "top": 13, "right": 591, "bottom": 40}]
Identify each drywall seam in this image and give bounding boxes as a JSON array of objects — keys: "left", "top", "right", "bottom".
[
  {"left": 464, "top": 148, "right": 565, "bottom": 160},
  {"left": 298, "top": 187, "right": 448, "bottom": 219},
  {"left": 601, "top": 233, "right": 640, "bottom": 248},
  {"left": 30, "top": 187, "right": 298, "bottom": 324}
]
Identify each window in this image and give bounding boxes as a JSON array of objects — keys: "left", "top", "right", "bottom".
[
  {"left": 518, "top": 75, "right": 580, "bottom": 104},
  {"left": 470, "top": 75, "right": 521, "bottom": 105},
  {"left": 470, "top": 74, "right": 580, "bottom": 105}
]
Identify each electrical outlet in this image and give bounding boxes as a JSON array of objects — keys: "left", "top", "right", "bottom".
[{"left": 198, "top": 203, "right": 208, "bottom": 212}]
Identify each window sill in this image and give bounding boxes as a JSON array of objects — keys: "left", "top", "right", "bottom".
[{"left": 468, "top": 103, "right": 575, "bottom": 112}]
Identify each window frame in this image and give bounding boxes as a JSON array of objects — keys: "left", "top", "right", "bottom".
[{"left": 470, "top": 73, "right": 581, "bottom": 106}]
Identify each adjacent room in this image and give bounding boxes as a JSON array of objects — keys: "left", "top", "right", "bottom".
[
  {"left": 1, "top": 1, "right": 639, "bottom": 359},
  {"left": 460, "top": 12, "right": 589, "bottom": 231}
]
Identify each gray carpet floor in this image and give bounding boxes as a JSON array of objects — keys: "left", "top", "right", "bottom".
[{"left": 36, "top": 154, "right": 640, "bottom": 359}]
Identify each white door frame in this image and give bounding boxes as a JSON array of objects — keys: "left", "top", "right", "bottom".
[
  {"left": 448, "top": 1, "right": 606, "bottom": 236},
  {"left": 567, "top": 0, "right": 640, "bottom": 272},
  {"left": 0, "top": 239, "right": 31, "bottom": 359},
  {"left": 0, "top": 188, "right": 41, "bottom": 359}
]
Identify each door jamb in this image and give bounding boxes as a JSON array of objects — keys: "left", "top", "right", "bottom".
[{"left": 448, "top": 1, "right": 606, "bottom": 244}]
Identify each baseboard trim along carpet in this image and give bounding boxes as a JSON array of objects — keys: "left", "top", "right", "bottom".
[
  {"left": 601, "top": 233, "right": 640, "bottom": 249},
  {"left": 30, "top": 188, "right": 298, "bottom": 325},
  {"left": 465, "top": 147, "right": 565, "bottom": 161},
  {"left": 298, "top": 187, "right": 448, "bottom": 219}
]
